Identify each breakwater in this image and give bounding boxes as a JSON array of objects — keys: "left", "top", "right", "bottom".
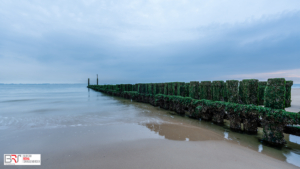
[{"left": 88, "top": 78, "right": 299, "bottom": 146}]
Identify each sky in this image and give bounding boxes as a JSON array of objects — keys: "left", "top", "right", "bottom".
[{"left": 0, "top": 0, "right": 300, "bottom": 84}]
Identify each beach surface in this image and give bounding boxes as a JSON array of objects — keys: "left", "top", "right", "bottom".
[{"left": 0, "top": 85, "right": 300, "bottom": 169}]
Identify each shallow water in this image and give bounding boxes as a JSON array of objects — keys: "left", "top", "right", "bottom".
[
  {"left": 0, "top": 84, "right": 300, "bottom": 167},
  {"left": 293, "top": 84, "right": 300, "bottom": 88}
]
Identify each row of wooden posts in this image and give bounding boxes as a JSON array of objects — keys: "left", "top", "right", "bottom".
[
  {"left": 89, "top": 78, "right": 293, "bottom": 110},
  {"left": 88, "top": 78, "right": 297, "bottom": 146}
]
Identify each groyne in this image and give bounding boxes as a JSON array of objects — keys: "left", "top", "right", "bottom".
[{"left": 88, "top": 78, "right": 299, "bottom": 146}]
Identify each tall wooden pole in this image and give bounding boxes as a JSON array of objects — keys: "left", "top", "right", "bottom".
[
  {"left": 88, "top": 78, "right": 90, "bottom": 86},
  {"left": 97, "top": 74, "right": 98, "bottom": 85}
]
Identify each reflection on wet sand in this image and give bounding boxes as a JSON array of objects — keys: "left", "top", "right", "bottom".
[{"left": 144, "top": 123, "right": 223, "bottom": 141}]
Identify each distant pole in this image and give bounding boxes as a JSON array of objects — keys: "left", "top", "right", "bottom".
[
  {"left": 97, "top": 74, "right": 98, "bottom": 85},
  {"left": 88, "top": 78, "right": 90, "bottom": 86}
]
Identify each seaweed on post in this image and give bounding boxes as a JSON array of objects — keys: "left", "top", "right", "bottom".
[
  {"left": 258, "top": 81, "right": 267, "bottom": 105},
  {"left": 212, "top": 81, "right": 225, "bottom": 101},
  {"left": 164, "top": 83, "right": 168, "bottom": 95},
  {"left": 285, "top": 81, "right": 293, "bottom": 107},
  {"left": 184, "top": 83, "right": 190, "bottom": 97},
  {"left": 242, "top": 79, "right": 259, "bottom": 105},
  {"left": 189, "top": 81, "right": 199, "bottom": 99},
  {"left": 226, "top": 80, "right": 239, "bottom": 103},
  {"left": 264, "top": 78, "right": 286, "bottom": 109},
  {"left": 168, "top": 83, "right": 173, "bottom": 95},
  {"left": 201, "top": 81, "right": 212, "bottom": 100}
]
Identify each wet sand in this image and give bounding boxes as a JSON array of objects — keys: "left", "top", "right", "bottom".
[
  {"left": 1, "top": 124, "right": 298, "bottom": 169},
  {"left": 1, "top": 85, "right": 300, "bottom": 168}
]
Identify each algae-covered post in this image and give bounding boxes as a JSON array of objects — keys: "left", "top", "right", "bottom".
[
  {"left": 223, "top": 83, "right": 228, "bottom": 102},
  {"left": 140, "top": 83, "right": 144, "bottom": 93},
  {"left": 148, "top": 83, "right": 152, "bottom": 95},
  {"left": 177, "top": 82, "right": 185, "bottom": 96},
  {"left": 153, "top": 83, "right": 157, "bottom": 95},
  {"left": 139, "top": 83, "right": 142, "bottom": 93},
  {"left": 212, "top": 81, "right": 225, "bottom": 101},
  {"left": 189, "top": 81, "right": 199, "bottom": 99},
  {"left": 264, "top": 78, "right": 286, "bottom": 109},
  {"left": 242, "top": 79, "right": 259, "bottom": 105},
  {"left": 137, "top": 84, "right": 140, "bottom": 93},
  {"left": 155, "top": 83, "right": 160, "bottom": 95},
  {"left": 201, "top": 81, "right": 212, "bottom": 100},
  {"left": 121, "top": 84, "right": 125, "bottom": 92},
  {"left": 128, "top": 84, "right": 133, "bottom": 91},
  {"left": 159, "top": 83, "right": 164, "bottom": 94},
  {"left": 261, "top": 109, "right": 287, "bottom": 145},
  {"left": 172, "top": 82, "right": 177, "bottom": 95},
  {"left": 164, "top": 83, "right": 168, "bottom": 95},
  {"left": 239, "top": 81, "right": 244, "bottom": 104},
  {"left": 143, "top": 83, "right": 147, "bottom": 94},
  {"left": 184, "top": 83, "right": 190, "bottom": 97},
  {"left": 226, "top": 80, "right": 239, "bottom": 103},
  {"left": 285, "top": 80, "right": 293, "bottom": 107},
  {"left": 168, "top": 83, "right": 173, "bottom": 95},
  {"left": 258, "top": 81, "right": 267, "bottom": 105}
]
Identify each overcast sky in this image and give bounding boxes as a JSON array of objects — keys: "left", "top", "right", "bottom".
[{"left": 0, "top": 0, "right": 300, "bottom": 84}]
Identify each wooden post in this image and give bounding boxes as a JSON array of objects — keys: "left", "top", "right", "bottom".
[
  {"left": 88, "top": 78, "right": 90, "bottom": 86},
  {"left": 97, "top": 74, "right": 98, "bottom": 85}
]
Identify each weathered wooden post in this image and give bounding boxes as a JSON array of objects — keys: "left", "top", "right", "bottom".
[
  {"left": 189, "top": 81, "right": 199, "bottom": 99},
  {"left": 243, "top": 105, "right": 259, "bottom": 133},
  {"left": 184, "top": 83, "right": 190, "bottom": 97},
  {"left": 168, "top": 83, "right": 173, "bottom": 95},
  {"left": 261, "top": 109, "right": 286, "bottom": 145},
  {"left": 154, "top": 83, "right": 160, "bottom": 95},
  {"left": 160, "top": 83, "right": 165, "bottom": 94},
  {"left": 264, "top": 78, "right": 286, "bottom": 109},
  {"left": 227, "top": 103, "right": 242, "bottom": 131},
  {"left": 176, "top": 82, "right": 185, "bottom": 96},
  {"left": 242, "top": 79, "right": 259, "bottom": 105},
  {"left": 135, "top": 84, "right": 138, "bottom": 92},
  {"left": 258, "top": 81, "right": 267, "bottom": 105},
  {"left": 211, "top": 101, "right": 226, "bottom": 124},
  {"left": 212, "top": 81, "right": 225, "bottom": 101},
  {"left": 88, "top": 78, "right": 90, "bottom": 86},
  {"left": 285, "top": 80, "right": 293, "bottom": 107},
  {"left": 164, "top": 83, "right": 168, "bottom": 95},
  {"left": 201, "top": 81, "right": 212, "bottom": 100},
  {"left": 97, "top": 74, "right": 98, "bottom": 85},
  {"left": 226, "top": 80, "right": 239, "bottom": 103},
  {"left": 148, "top": 83, "right": 152, "bottom": 94},
  {"left": 239, "top": 81, "right": 244, "bottom": 104}
]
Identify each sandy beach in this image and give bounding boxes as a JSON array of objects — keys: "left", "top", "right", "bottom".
[{"left": 0, "top": 85, "right": 300, "bottom": 169}]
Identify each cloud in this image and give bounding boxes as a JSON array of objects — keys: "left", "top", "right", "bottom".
[
  {"left": 224, "top": 69, "right": 300, "bottom": 83},
  {"left": 0, "top": 0, "right": 300, "bottom": 84}
]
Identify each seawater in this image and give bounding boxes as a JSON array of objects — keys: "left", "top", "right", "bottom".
[
  {"left": 293, "top": 84, "right": 300, "bottom": 88},
  {"left": 0, "top": 84, "right": 300, "bottom": 167}
]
